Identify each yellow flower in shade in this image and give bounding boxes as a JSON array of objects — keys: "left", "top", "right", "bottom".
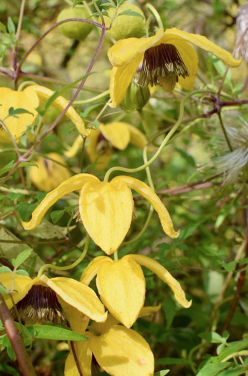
[
  {"left": 80, "top": 254, "right": 191, "bottom": 328},
  {"left": 0, "top": 85, "right": 89, "bottom": 143},
  {"left": 65, "top": 311, "right": 158, "bottom": 376},
  {"left": 21, "top": 174, "right": 179, "bottom": 254},
  {"left": 65, "top": 122, "right": 149, "bottom": 170},
  {"left": 0, "top": 272, "right": 107, "bottom": 329},
  {"left": 29, "top": 152, "right": 71, "bottom": 192},
  {"left": 107, "top": 28, "right": 242, "bottom": 107},
  {"left": 0, "top": 87, "right": 39, "bottom": 143}
]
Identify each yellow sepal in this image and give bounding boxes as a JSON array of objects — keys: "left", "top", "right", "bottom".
[{"left": 80, "top": 256, "right": 111, "bottom": 285}]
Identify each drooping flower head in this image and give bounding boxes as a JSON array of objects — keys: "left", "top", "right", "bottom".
[
  {"left": 108, "top": 28, "right": 242, "bottom": 107},
  {"left": 21, "top": 173, "right": 179, "bottom": 254}
]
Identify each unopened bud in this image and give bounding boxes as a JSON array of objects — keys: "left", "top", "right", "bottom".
[{"left": 120, "top": 79, "right": 150, "bottom": 113}]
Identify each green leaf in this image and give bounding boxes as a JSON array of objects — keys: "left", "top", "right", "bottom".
[
  {"left": 154, "top": 371, "right": 170, "bottom": 376},
  {"left": 196, "top": 362, "right": 231, "bottom": 376},
  {"left": 0, "top": 363, "right": 19, "bottom": 376},
  {"left": 217, "top": 339, "right": 248, "bottom": 362},
  {"left": 0, "top": 285, "right": 8, "bottom": 294},
  {"left": 118, "top": 10, "right": 144, "bottom": 18},
  {"left": 12, "top": 249, "right": 32, "bottom": 269},
  {"left": 198, "top": 332, "right": 225, "bottom": 344},
  {"left": 28, "top": 223, "right": 76, "bottom": 239},
  {"left": 15, "top": 269, "right": 29, "bottom": 276},
  {"left": 117, "top": 0, "right": 128, "bottom": 5},
  {"left": 177, "top": 223, "right": 200, "bottom": 241},
  {"left": 0, "top": 22, "right": 7, "bottom": 33},
  {"left": 2, "top": 335, "right": 16, "bottom": 361},
  {"left": 27, "top": 325, "right": 88, "bottom": 341},
  {"left": 8, "top": 107, "right": 33, "bottom": 118},
  {"left": 219, "top": 260, "right": 236, "bottom": 273},
  {"left": 162, "top": 298, "right": 177, "bottom": 329},
  {"left": 7, "top": 17, "right": 15, "bottom": 34},
  {"left": 51, "top": 209, "right": 66, "bottom": 224},
  {"left": 156, "top": 358, "right": 195, "bottom": 366},
  {"left": 101, "top": 3, "right": 117, "bottom": 8},
  {"left": 0, "top": 266, "right": 12, "bottom": 273},
  {"left": 218, "top": 367, "right": 248, "bottom": 376},
  {"left": 91, "top": 120, "right": 100, "bottom": 130}
]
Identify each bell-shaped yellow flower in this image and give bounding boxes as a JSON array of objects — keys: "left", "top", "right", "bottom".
[
  {"left": 0, "top": 85, "right": 89, "bottom": 143},
  {"left": 21, "top": 173, "right": 179, "bottom": 254},
  {"left": 65, "top": 313, "right": 155, "bottom": 376},
  {"left": 81, "top": 254, "right": 191, "bottom": 328},
  {"left": 0, "top": 87, "right": 40, "bottom": 143},
  {"left": 29, "top": 152, "right": 71, "bottom": 192},
  {"left": 64, "top": 122, "right": 148, "bottom": 171},
  {"left": 0, "top": 272, "right": 107, "bottom": 330},
  {"left": 107, "top": 28, "right": 242, "bottom": 107}
]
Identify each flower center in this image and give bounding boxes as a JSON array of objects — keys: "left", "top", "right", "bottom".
[
  {"left": 96, "top": 133, "right": 111, "bottom": 153},
  {"left": 138, "top": 43, "right": 189, "bottom": 92},
  {"left": 11, "top": 285, "right": 67, "bottom": 325}
]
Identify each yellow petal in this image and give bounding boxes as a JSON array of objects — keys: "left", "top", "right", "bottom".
[
  {"left": 58, "top": 298, "right": 90, "bottom": 335},
  {"left": 0, "top": 87, "right": 39, "bottom": 143},
  {"left": 162, "top": 28, "right": 242, "bottom": 67},
  {"left": 91, "top": 325, "right": 154, "bottom": 376},
  {"left": 97, "top": 257, "right": 145, "bottom": 328},
  {"left": 123, "top": 123, "right": 148, "bottom": 149},
  {"left": 79, "top": 180, "right": 133, "bottom": 254},
  {"left": 87, "top": 128, "right": 113, "bottom": 171},
  {"left": 65, "top": 341, "right": 92, "bottom": 376},
  {"left": 100, "top": 123, "right": 130, "bottom": 150},
  {"left": 93, "top": 314, "right": 120, "bottom": 335},
  {"left": 113, "top": 176, "right": 179, "bottom": 238},
  {"left": 64, "top": 135, "right": 84, "bottom": 158},
  {"left": 31, "top": 85, "right": 91, "bottom": 136},
  {"left": 108, "top": 29, "right": 163, "bottom": 66},
  {"left": 22, "top": 174, "right": 99, "bottom": 230},
  {"left": 80, "top": 256, "right": 111, "bottom": 285},
  {"left": 127, "top": 254, "right": 192, "bottom": 308},
  {"left": 41, "top": 275, "right": 107, "bottom": 322},
  {"left": 109, "top": 55, "right": 142, "bottom": 108},
  {"left": 29, "top": 152, "right": 71, "bottom": 192},
  {"left": 139, "top": 304, "right": 161, "bottom": 318},
  {"left": 0, "top": 273, "right": 35, "bottom": 309}
]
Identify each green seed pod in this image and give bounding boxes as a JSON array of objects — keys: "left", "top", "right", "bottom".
[
  {"left": 57, "top": 6, "right": 94, "bottom": 41},
  {"left": 120, "top": 79, "right": 150, "bottom": 112}
]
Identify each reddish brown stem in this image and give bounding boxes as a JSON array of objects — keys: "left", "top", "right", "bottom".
[{"left": 0, "top": 293, "right": 37, "bottom": 376}]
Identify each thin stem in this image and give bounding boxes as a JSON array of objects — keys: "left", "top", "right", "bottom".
[
  {"left": 0, "top": 294, "right": 37, "bottom": 376},
  {"left": 104, "top": 90, "right": 207, "bottom": 182},
  {"left": 138, "top": 110, "right": 151, "bottom": 139},
  {"left": 16, "top": 0, "right": 26, "bottom": 41},
  {"left": 71, "top": 342, "right": 84, "bottom": 376},
  {"left": 145, "top": 3, "right": 164, "bottom": 32},
  {"left": 113, "top": 250, "right": 119, "bottom": 261},
  {"left": 73, "top": 90, "right": 110, "bottom": 105},
  {"left": 217, "top": 112, "right": 233, "bottom": 152},
  {"left": 37, "top": 234, "right": 90, "bottom": 278}
]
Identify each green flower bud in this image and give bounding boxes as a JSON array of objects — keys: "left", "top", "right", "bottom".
[{"left": 120, "top": 79, "right": 150, "bottom": 113}]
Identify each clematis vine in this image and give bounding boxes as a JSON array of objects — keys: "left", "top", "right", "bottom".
[
  {"left": 0, "top": 85, "right": 89, "bottom": 143},
  {"left": 65, "top": 121, "right": 149, "bottom": 170},
  {"left": 65, "top": 310, "right": 160, "bottom": 376},
  {"left": 21, "top": 173, "right": 179, "bottom": 254},
  {"left": 0, "top": 272, "right": 107, "bottom": 330},
  {"left": 80, "top": 254, "right": 191, "bottom": 328},
  {"left": 107, "top": 28, "right": 242, "bottom": 107}
]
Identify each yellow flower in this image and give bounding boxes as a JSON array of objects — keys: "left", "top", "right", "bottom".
[
  {"left": 0, "top": 85, "right": 89, "bottom": 143},
  {"left": 65, "top": 122, "right": 149, "bottom": 170},
  {"left": 21, "top": 173, "right": 179, "bottom": 254},
  {"left": 80, "top": 254, "right": 191, "bottom": 328},
  {"left": 0, "top": 272, "right": 107, "bottom": 330},
  {"left": 29, "top": 152, "right": 71, "bottom": 192},
  {"left": 65, "top": 313, "right": 156, "bottom": 376},
  {"left": 107, "top": 28, "right": 242, "bottom": 107}
]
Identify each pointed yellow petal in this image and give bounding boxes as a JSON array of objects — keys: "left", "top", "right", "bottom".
[
  {"left": 41, "top": 275, "right": 107, "bottom": 322},
  {"left": 0, "top": 87, "right": 39, "bottom": 143},
  {"left": 31, "top": 85, "right": 91, "bottom": 136},
  {"left": 22, "top": 174, "right": 99, "bottom": 230},
  {"left": 139, "top": 304, "right": 161, "bottom": 318},
  {"left": 113, "top": 176, "right": 179, "bottom": 238},
  {"left": 80, "top": 256, "right": 111, "bottom": 285},
  {"left": 93, "top": 314, "right": 120, "bottom": 335},
  {"left": 162, "top": 28, "right": 242, "bottom": 67},
  {"left": 91, "top": 325, "right": 154, "bottom": 376},
  {"left": 79, "top": 180, "right": 133, "bottom": 254},
  {"left": 100, "top": 123, "right": 130, "bottom": 150},
  {"left": 87, "top": 128, "right": 113, "bottom": 171},
  {"left": 97, "top": 257, "right": 145, "bottom": 328},
  {"left": 29, "top": 152, "right": 71, "bottom": 192},
  {"left": 58, "top": 298, "right": 90, "bottom": 334},
  {"left": 108, "top": 29, "right": 163, "bottom": 66},
  {"left": 109, "top": 55, "right": 142, "bottom": 108},
  {"left": 64, "top": 135, "right": 84, "bottom": 158},
  {"left": 0, "top": 273, "right": 35, "bottom": 309},
  {"left": 122, "top": 123, "right": 148, "bottom": 149},
  {"left": 65, "top": 341, "right": 92, "bottom": 376},
  {"left": 128, "top": 254, "right": 192, "bottom": 308}
]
